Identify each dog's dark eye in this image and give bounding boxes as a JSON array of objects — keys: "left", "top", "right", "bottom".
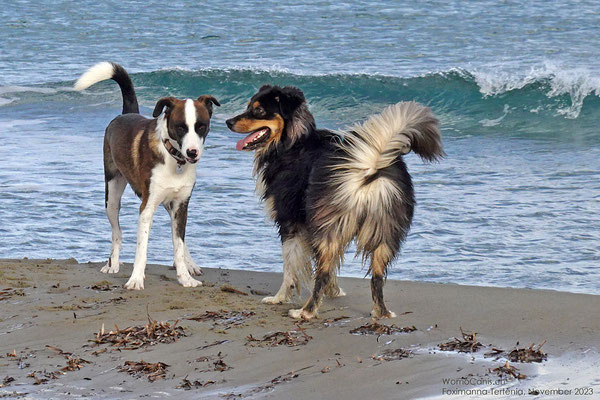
[
  {"left": 195, "top": 123, "right": 206, "bottom": 134},
  {"left": 254, "top": 107, "right": 266, "bottom": 117},
  {"left": 176, "top": 125, "right": 187, "bottom": 135}
]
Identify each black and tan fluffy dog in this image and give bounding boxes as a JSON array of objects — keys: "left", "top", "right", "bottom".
[{"left": 226, "top": 85, "right": 443, "bottom": 320}]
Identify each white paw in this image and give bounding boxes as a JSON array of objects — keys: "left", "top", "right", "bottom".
[
  {"left": 124, "top": 276, "right": 145, "bottom": 290},
  {"left": 371, "top": 309, "right": 397, "bottom": 319},
  {"left": 261, "top": 295, "right": 289, "bottom": 304},
  {"left": 185, "top": 262, "right": 202, "bottom": 276},
  {"left": 101, "top": 261, "right": 122, "bottom": 274},
  {"left": 288, "top": 308, "right": 315, "bottom": 320},
  {"left": 335, "top": 287, "right": 346, "bottom": 297},
  {"left": 288, "top": 308, "right": 304, "bottom": 319},
  {"left": 178, "top": 275, "right": 202, "bottom": 288}
]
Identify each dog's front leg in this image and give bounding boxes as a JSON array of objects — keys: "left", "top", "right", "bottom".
[
  {"left": 183, "top": 243, "right": 202, "bottom": 276},
  {"left": 289, "top": 268, "right": 330, "bottom": 320},
  {"left": 263, "top": 235, "right": 311, "bottom": 304},
  {"left": 168, "top": 198, "right": 202, "bottom": 288},
  {"left": 124, "top": 199, "right": 159, "bottom": 290},
  {"left": 324, "top": 273, "right": 346, "bottom": 298},
  {"left": 289, "top": 239, "right": 340, "bottom": 320},
  {"left": 262, "top": 262, "right": 295, "bottom": 304}
]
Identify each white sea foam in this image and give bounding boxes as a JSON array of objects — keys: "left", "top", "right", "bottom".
[
  {"left": 472, "top": 63, "right": 600, "bottom": 119},
  {"left": 0, "top": 118, "right": 45, "bottom": 130},
  {"left": 0, "top": 85, "right": 59, "bottom": 108},
  {"left": 0, "top": 85, "right": 58, "bottom": 95},
  {"left": 479, "top": 104, "right": 510, "bottom": 127}
]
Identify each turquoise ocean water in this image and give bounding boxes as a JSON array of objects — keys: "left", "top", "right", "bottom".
[{"left": 0, "top": 1, "right": 599, "bottom": 293}]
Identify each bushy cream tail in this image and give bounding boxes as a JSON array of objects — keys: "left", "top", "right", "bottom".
[
  {"left": 342, "top": 101, "right": 443, "bottom": 178},
  {"left": 320, "top": 102, "right": 443, "bottom": 223}
]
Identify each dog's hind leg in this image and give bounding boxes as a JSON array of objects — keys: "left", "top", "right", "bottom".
[
  {"left": 124, "top": 196, "right": 159, "bottom": 290},
  {"left": 166, "top": 198, "right": 202, "bottom": 288},
  {"left": 369, "top": 245, "right": 397, "bottom": 319},
  {"left": 289, "top": 238, "right": 342, "bottom": 320},
  {"left": 101, "top": 174, "right": 127, "bottom": 274},
  {"left": 263, "top": 233, "right": 312, "bottom": 304},
  {"left": 324, "top": 271, "right": 346, "bottom": 298}
]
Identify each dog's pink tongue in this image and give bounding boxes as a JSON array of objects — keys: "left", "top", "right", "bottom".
[
  {"left": 235, "top": 138, "right": 247, "bottom": 151},
  {"left": 235, "top": 131, "right": 260, "bottom": 151}
]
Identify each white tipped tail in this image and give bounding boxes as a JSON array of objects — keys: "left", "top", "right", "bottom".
[
  {"left": 74, "top": 62, "right": 139, "bottom": 114},
  {"left": 341, "top": 102, "right": 443, "bottom": 177},
  {"left": 74, "top": 61, "right": 115, "bottom": 91}
]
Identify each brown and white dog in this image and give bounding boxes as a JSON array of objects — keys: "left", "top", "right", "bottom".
[{"left": 74, "top": 62, "right": 220, "bottom": 290}]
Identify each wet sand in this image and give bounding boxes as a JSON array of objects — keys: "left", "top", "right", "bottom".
[{"left": 1, "top": 258, "right": 599, "bottom": 399}]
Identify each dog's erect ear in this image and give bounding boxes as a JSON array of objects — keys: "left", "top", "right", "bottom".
[
  {"left": 197, "top": 95, "right": 221, "bottom": 116},
  {"left": 275, "top": 86, "right": 306, "bottom": 119},
  {"left": 153, "top": 97, "right": 177, "bottom": 118}
]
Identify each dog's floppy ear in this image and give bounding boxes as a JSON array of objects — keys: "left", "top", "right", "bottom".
[
  {"left": 153, "top": 97, "right": 177, "bottom": 118},
  {"left": 275, "top": 86, "right": 306, "bottom": 119},
  {"left": 197, "top": 95, "right": 221, "bottom": 116}
]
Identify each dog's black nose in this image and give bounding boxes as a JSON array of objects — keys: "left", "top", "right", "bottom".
[
  {"left": 186, "top": 149, "right": 198, "bottom": 159},
  {"left": 226, "top": 118, "right": 234, "bottom": 129}
]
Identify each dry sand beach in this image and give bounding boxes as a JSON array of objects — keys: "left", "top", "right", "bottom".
[{"left": 1, "top": 258, "right": 599, "bottom": 399}]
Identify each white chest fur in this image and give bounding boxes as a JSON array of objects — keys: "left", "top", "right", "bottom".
[
  {"left": 150, "top": 159, "right": 197, "bottom": 204},
  {"left": 152, "top": 113, "right": 201, "bottom": 204}
]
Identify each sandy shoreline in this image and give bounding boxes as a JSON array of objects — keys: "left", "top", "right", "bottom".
[{"left": 1, "top": 258, "right": 599, "bottom": 399}]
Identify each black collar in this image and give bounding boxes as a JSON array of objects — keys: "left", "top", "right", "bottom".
[{"left": 163, "top": 139, "right": 186, "bottom": 165}]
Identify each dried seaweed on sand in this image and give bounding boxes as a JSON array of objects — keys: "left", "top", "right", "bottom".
[
  {"left": 0, "top": 376, "right": 15, "bottom": 388},
  {"left": 483, "top": 340, "right": 547, "bottom": 363},
  {"left": 223, "top": 369, "right": 306, "bottom": 399},
  {"left": 26, "top": 372, "right": 57, "bottom": 385},
  {"left": 372, "top": 348, "right": 413, "bottom": 361},
  {"left": 178, "top": 377, "right": 216, "bottom": 390},
  {"left": 90, "top": 318, "right": 186, "bottom": 350},
  {"left": 46, "top": 345, "right": 72, "bottom": 356},
  {"left": 220, "top": 284, "right": 248, "bottom": 296},
  {"left": 349, "top": 320, "right": 417, "bottom": 335},
  {"left": 323, "top": 315, "right": 350, "bottom": 327},
  {"left": 27, "top": 372, "right": 47, "bottom": 385},
  {"left": 197, "top": 352, "right": 232, "bottom": 372},
  {"left": 0, "top": 288, "right": 25, "bottom": 301},
  {"left": 438, "top": 327, "right": 482, "bottom": 353},
  {"left": 186, "top": 310, "right": 255, "bottom": 328},
  {"left": 61, "top": 356, "right": 90, "bottom": 372},
  {"left": 87, "top": 281, "right": 119, "bottom": 291},
  {"left": 492, "top": 361, "right": 527, "bottom": 380},
  {"left": 246, "top": 324, "right": 312, "bottom": 347},
  {"left": 196, "top": 340, "right": 229, "bottom": 350},
  {"left": 45, "top": 345, "right": 90, "bottom": 373},
  {"left": 508, "top": 340, "right": 547, "bottom": 363},
  {"left": 119, "top": 360, "right": 169, "bottom": 382},
  {"left": 484, "top": 347, "right": 505, "bottom": 359}
]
